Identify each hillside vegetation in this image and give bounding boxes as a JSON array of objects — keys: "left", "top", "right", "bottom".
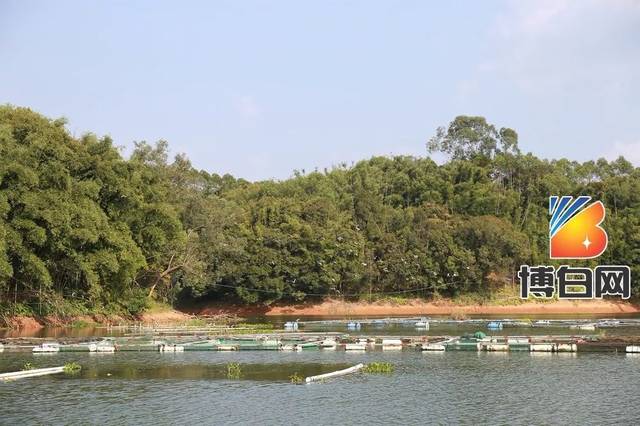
[{"left": 1, "top": 106, "right": 638, "bottom": 319}]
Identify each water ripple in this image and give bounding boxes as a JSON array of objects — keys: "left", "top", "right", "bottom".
[{"left": 1, "top": 351, "right": 639, "bottom": 425}]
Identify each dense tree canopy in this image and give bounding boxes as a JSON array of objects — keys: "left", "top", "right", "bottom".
[{"left": 1, "top": 106, "right": 638, "bottom": 317}]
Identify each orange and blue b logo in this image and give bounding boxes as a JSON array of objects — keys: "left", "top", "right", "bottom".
[{"left": 549, "top": 196, "right": 608, "bottom": 259}]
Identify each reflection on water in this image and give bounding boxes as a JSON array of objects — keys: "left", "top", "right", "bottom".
[
  {"left": 300, "top": 322, "right": 640, "bottom": 337},
  {"left": 3, "top": 312, "right": 640, "bottom": 339},
  {"left": 0, "top": 326, "right": 127, "bottom": 339},
  {"left": 1, "top": 351, "right": 640, "bottom": 425},
  {"left": 77, "top": 362, "right": 351, "bottom": 381}
]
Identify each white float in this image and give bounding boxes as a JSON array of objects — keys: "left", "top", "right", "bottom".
[
  {"left": 344, "top": 343, "right": 367, "bottom": 351},
  {"left": 320, "top": 338, "right": 337, "bottom": 349},
  {"left": 530, "top": 343, "right": 554, "bottom": 352},
  {"left": 556, "top": 343, "right": 577, "bottom": 352},
  {"left": 0, "top": 366, "right": 65, "bottom": 381},
  {"left": 421, "top": 343, "right": 446, "bottom": 351},
  {"left": 305, "top": 364, "right": 364, "bottom": 383},
  {"left": 32, "top": 343, "right": 60, "bottom": 353},
  {"left": 485, "top": 343, "right": 509, "bottom": 352}
]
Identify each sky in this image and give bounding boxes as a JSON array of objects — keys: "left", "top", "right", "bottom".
[{"left": 1, "top": 0, "right": 639, "bottom": 181}]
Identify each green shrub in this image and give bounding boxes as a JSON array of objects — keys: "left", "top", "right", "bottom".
[
  {"left": 1, "top": 303, "right": 35, "bottom": 317},
  {"left": 120, "top": 289, "right": 150, "bottom": 315}
]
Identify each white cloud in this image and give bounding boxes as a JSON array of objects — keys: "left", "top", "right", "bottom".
[
  {"left": 605, "top": 141, "right": 640, "bottom": 165},
  {"left": 462, "top": 0, "right": 640, "bottom": 96},
  {"left": 493, "top": 0, "right": 570, "bottom": 38},
  {"left": 453, "top": 0, "right": 640, "bottom": 163}
]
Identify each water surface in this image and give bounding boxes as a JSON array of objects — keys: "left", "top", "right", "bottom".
[{"left": 1, "top": 350, "right": 639, "bottom": 425}]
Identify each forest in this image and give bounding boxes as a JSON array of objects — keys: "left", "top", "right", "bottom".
[{"left": 1, "top": 106, "right": 638, "bottom": 319}]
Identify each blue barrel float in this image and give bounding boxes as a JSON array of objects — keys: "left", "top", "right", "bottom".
[
  {"left": 284, "top": 320, "right": 299, "bottom": 331},
  {"left": 347, "top": 321, "right": 362, "bottom": 330},
  {"left": 487, "top": 321, "right": 503, "bottom": 330}
]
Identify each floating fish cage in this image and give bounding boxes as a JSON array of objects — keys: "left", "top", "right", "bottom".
[
  {"left": 381, "top": 339, "right": 403, "bottom": 347},
  {"left": 446, "top": 339, "right": 481, "bottom": 351},
  {"left": 291, "top": 317, "right": 640, "bottom": 331},
  {"left": 344, "top": 343, "right": 367, "bottom": 351},
  {"left": 556, "top": 343, "right": 577, "bottom": 353},
  {"left": 421, "top": 343, "right": 446, "bottom": 351},
  {"left": 4, "top": 322, "right": 640, "bottom": 355},
  {"left": 508, "top": 343, "right": 530, "bottom": 352},
  {"left": 483, "top": 342, "right": 509, "bottom": 352},
  {"left": 33, "top": 343, "right": 60, "bottom": 353},
  {"left": 320, "top": 338, "right": 338, "bottom": 349},
  {"left": 529, "top": 343, "right": 554, "bottom": 352},
  {"left": 576, "top": 342, "right": 628, "bottom": 353}
]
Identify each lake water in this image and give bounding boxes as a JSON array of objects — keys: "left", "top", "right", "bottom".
[
  {"left": 2, "top": 349, "right": 639, "bottom": 425},
  {"left": 4, "top": 313, "right": 640, "bottom": 339}
]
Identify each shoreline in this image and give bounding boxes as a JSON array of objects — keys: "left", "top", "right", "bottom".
[
  {"left": 3, "top": 299, "right": 639, "bottom": 329},
  {"left": 189, "top": 299, "right": 640, "bottom": 317},
  {"left": 1, "top": 309, "right": 192, "bottom": 330}
]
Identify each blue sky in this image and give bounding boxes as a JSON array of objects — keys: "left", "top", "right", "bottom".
[{"left": 1, "top": 0, "right": 639, "bottom": 181}]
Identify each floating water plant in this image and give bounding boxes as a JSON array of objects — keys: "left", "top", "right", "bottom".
[
  {"left": 22, "top": 362, "right": 35, "bottom": 371},
  {"left": 226, "top": 362, "right": 242, "bottom": 379},
  {"left": 289, "top": 372, "right": 304, "bottom": 384},
  {"left": 63, "top": 362, "right": 82, "bottom": 374},
  {"left": 362, "top": 362, "right": 394, "bottom": 374}
]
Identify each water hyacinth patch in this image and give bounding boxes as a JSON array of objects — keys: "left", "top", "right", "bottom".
[
  {"left": 226, "top": 362, "right": 242, "bottom": 380},
  {"left": 289, "top": 372, "right": 304, "bottom": 384},
  {"left": 63, "top": 362, "right": 82, "bottom": 374},
  {"left": 362, "top": 362, "right": 394, "bottom": 374}
]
